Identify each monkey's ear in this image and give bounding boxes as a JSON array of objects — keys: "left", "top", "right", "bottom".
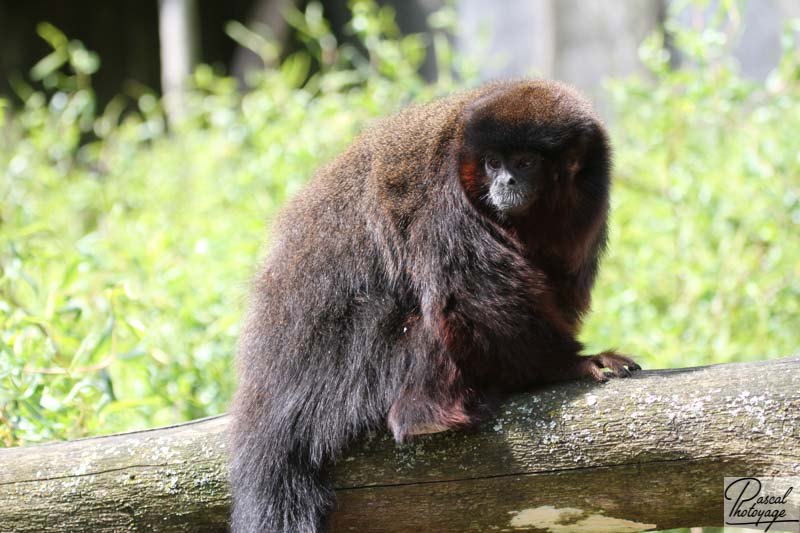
[{"left": 561, "top": 131, "right": 591, "bottom": 182}]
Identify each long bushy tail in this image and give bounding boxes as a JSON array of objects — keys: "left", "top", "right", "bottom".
[
  {"left": 230, "top": 415, "right": 335, "bottom": 533},
  {"left": 229, "top": 295, "right": 397, "bottom": 531}
]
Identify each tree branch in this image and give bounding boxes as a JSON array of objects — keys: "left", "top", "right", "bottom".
[{"left": 1, "top": 357, "right": 798, "bottom": 531}]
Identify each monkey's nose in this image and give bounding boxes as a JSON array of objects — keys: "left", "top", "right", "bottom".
[{"left": 498, "top": 172, "right": 516, "bottom": 186}]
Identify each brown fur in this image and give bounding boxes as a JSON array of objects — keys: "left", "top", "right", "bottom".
[{"left": 230, "top": 79, "right": 640, "bottom": 533}]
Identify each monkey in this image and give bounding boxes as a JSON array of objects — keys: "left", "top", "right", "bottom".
[{"left": 230, "top": 79, "right": 640, "bottom": 533}]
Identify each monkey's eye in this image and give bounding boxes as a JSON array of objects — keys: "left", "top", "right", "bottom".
[{"left": 486, "top": 157, "right": 502, "bottom": 170}]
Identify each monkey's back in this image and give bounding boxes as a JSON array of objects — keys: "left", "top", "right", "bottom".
[
  {"left": 233, "top": 88, "right": 482, "bottom": 434},
  {"left": 243, "top": 86, "right": 488, "bottom": 337}
]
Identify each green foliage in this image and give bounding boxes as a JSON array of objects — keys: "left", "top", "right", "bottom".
[
  {"left": 1, "top": 1, "right": 798, "bottom": 446},
  {"left": 0, "top": 2, "right": 464, "bottom": 446},
  {"left": 582, "top": 7, "right": 800, "bottom": 368}
]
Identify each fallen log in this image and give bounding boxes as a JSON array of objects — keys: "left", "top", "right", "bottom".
[{"left": 0, "top": 356, "right": 798, "bottom": 532}]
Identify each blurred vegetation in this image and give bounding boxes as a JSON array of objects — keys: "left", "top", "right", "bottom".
[
  {"left": 0, "top": 0, "right": 798, "bottom": 447},
  {"left": 584, "top": 5, "right": 800, "bottom": 367}
]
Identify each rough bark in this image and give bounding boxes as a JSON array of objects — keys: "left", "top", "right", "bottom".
[{"left": 1, "top": 357, "right": 798, "bottom": 532}]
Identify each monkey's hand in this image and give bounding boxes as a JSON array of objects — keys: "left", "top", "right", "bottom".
[{"left": 574, "top": 351, "right": 641, "bottom": 382}]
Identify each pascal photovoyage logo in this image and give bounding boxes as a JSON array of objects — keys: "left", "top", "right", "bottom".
[{"left": 724, "top": 477, "right": 800, "bottom": 532}]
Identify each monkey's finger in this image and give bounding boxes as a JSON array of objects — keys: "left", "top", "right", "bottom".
[
  {"left": 576, "top": 357, "right": 609, "bottom": 383},
  {"left": 611, "top": 364, "right": 632, "bottom": 378},
  {"left": 599, "top": 352, "right": 642, "bottom": 373},
  {"left": 599, "top": 358, "right": 630, "bottom": 378},
  {"left": 594, "top": 353, "right": 638, "bottom": 378},
  {"left": 610, "top": 353, "right": 641, "bottom": 370}
]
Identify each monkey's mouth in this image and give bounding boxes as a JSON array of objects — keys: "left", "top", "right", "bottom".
[{"left": 488, "top": 184, "right": 536, "bottom": 215}]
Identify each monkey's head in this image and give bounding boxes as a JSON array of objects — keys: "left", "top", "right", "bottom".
[{"left": 460, "top": 80, "right": 609, "bottom": 220}]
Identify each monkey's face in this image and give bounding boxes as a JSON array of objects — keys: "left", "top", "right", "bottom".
[
  {"left": 461, "top": 81, "right": 610, "bottom": 222},
  {"left": 483, "top": 151, "right": 545, "bottom": 216}
]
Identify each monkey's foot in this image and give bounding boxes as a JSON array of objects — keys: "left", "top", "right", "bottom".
[
  {"left": 402, "top": 422, "right": 451, "bottom": 436},
  {"left": 388, "top": 416, "right": 453, "bottom": 443},
  {"left": 388, "top": 395, "right": 477, "bottom": 443},
  {"left": 577, "top": 351, "right": 641, "bottom": 382}
]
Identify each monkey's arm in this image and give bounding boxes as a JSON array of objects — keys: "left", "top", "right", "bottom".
[{"left": 390, "top": 199, "right": 636, "bottom": 441}]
